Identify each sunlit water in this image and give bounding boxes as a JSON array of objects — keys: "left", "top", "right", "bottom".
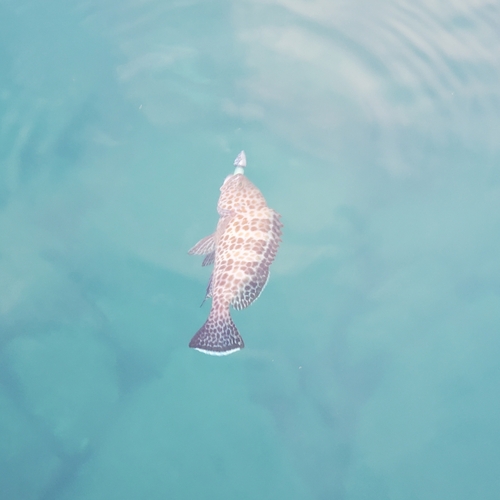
[{"left": 1, "top": 1, "right": 499, "bottom": 499}]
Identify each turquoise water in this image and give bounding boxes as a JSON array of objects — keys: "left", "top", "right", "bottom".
[{"left": 1, "top": 0, "right": 499, "bottom": 498}]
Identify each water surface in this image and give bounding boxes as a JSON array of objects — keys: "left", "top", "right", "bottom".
[{"left": 1, "top": 1, "right": 499, "bottom": 499}]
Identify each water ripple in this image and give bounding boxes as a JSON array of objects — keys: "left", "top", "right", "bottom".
[{"left": 231, "top": 0, "right": 500, "bottom": 171}]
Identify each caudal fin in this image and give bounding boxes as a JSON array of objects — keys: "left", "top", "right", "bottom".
[{"left": 189, "top": 311, "right": 244, "bottom": 355}]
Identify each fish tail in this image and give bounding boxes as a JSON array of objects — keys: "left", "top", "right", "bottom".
[{"left": 189, "top": 309, "right": 244, "bottom": 355}]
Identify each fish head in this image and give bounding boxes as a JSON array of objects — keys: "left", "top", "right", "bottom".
[
  {"left": 217, "top": 174, "right": 267, "bottom": 214},
  {"left": 218, "top": 174, "right": 243, "bottom": 213}
]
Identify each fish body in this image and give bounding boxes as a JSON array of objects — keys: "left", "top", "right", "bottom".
[{"left": 188, "top": 152, "right": 282, "bottom": 355}]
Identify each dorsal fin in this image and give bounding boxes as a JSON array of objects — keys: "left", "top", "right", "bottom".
[{"left": 231, "top": 208, "right": 282, "bottom": 310}]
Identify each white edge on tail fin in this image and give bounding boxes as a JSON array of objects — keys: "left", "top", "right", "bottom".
[{"left": 195, "top": 347, "right": 241, "bottom": 356}]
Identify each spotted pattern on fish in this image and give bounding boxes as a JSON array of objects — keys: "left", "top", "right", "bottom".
[{"left": 188, "top": 164, "right": 282, "bottom": 355}]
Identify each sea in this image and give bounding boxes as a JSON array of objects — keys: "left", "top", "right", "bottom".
[{"left": 0, "top": 1, "right": 499, "bottom": 499}]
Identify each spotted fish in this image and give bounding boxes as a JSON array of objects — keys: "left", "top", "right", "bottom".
[{"left": 188, "top": 151, "right": 283, "bottom": 355}]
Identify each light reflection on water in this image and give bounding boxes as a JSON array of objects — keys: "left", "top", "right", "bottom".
[{"left": 0, "top": 1, "right": 499, "bottom": 499}]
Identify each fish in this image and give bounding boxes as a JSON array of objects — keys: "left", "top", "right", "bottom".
[{"left": 188, "top": 151, "right": 283, "bottom": 355}]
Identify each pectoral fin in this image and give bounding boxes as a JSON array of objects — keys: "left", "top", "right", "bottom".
[
  {"left": 202, "top": 251, "right": 215, "bottom": 266},
  {"left": 188, "top": 233, "right": 216, "bottom": 256}
]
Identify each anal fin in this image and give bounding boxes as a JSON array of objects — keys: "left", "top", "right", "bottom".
[{"left": 200, "top": 273, "right": 213, "bottom": 307}]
